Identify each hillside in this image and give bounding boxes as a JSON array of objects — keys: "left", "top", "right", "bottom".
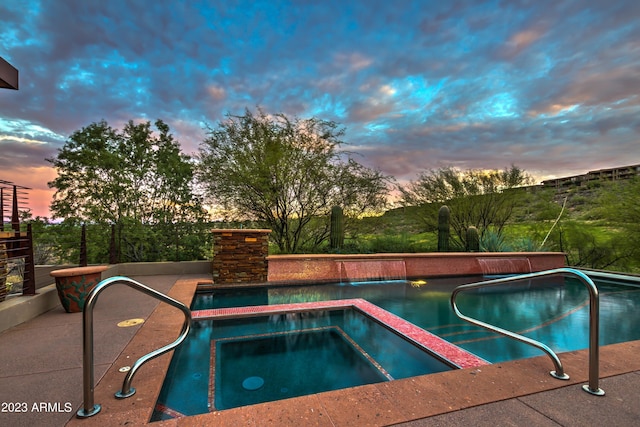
[{"left": 350, "top": 180, "right": 639, "bottom": 273}]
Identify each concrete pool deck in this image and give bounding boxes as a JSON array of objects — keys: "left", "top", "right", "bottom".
[{"left": 0, "top": 273, "right": 639, "bottom": 426}]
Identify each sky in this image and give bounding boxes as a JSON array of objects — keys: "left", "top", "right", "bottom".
[{"left": 1, "top": 0, "right": 639, "bottom": 219}]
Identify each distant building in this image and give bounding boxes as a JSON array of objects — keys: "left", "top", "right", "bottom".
[{"left": 542, "top": 164, "right": 640, "bottom": 190}]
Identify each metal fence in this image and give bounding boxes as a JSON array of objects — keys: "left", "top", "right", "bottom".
[{"left": 1, "top": 181, "right": 35, "bottom": 296}]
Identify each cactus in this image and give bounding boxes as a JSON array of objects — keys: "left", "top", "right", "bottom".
[
  {"left": 466, "top": 226, "right": 480, "bottom": 252},
  {"left": 437, "top": 205, "right": 450, "bottom": 252},
  {"left": 330, "top": 206, "right": 344, "bottom": 250}
]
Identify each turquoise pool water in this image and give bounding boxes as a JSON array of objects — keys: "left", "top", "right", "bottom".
[
  {"left": 153, "top": 274, "right": 640, "bottom": 419},
  {"left": 192, "top": 275, "right": 640, "bottom": 362},
  {"left": 211, "top": 308, "right": 455, "bottom": 410},
  {"left": 152, "top": 306, "right": 457, "bottom": 418}
]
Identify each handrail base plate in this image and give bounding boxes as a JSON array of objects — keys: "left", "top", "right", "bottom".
[
  {"left": 582, "top": 384, "right": 605, "bottom": 396},
  {"left": 76, "top": 404, "right": 101, "bottom": 418},
  {"left": 115, "top": 388, "right": 136, "bottom": 399},
  {"left": 550, "top": 370, "right": 570, "bottom": 380}
]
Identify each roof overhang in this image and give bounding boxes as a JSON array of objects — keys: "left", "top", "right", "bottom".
[{"left": 0, "top": 56, "right": 19, "bottom": 90}]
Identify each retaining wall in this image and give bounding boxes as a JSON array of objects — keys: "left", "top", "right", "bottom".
[{"left": 267, "top": 252, "right": 566, "bottom": 282}]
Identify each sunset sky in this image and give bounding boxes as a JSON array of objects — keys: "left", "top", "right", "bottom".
[{"left": 1, "top": 0, "right": 639, "bottom": 219}]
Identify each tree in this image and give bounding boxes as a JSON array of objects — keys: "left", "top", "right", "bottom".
[
  {"left": 590, "top": 177, "right": 640, "bottom": 271},
  {"left": 16, "top": 215, "right": 57, "bottom": 265},
  {"left": 47, "top": 119, "right": 207, "bottom": 262},
  {"left": 598, "top": 177, "right": 640, "bottom": 230},
  {"left": 197, "top": 108, "right": 390, "bottom": 253},
  {"left": 549, "top": 221, "right": 636, "bottom": 271},
  {"left": 401, "top": 165, "right": 532, "bottom": 248}
]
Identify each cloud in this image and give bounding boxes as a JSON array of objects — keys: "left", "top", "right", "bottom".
[{"left": 1, "top": 0, "right": 640, "bottom": 218}]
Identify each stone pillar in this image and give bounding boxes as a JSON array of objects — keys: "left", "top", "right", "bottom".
[{"left": 212, "top": 229, "right": 270, "bottom": 284}]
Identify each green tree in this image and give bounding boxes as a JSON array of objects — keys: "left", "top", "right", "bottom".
[
  {"left": 598, "top": 177, "right": 640, "bottom": 231},
  {"left": 47, "top": 119, "right": 207, "bottom": 262},
  {"left": 547, "top": 221, "right": 635, "bottom": 271},
  {"left": 197, "top": 108, "right": 390, "bottom": 253},
  {"left": 16, "top": 215, "right": 57, "bottom": 265},
  {"left": 591, "top": 177, "right": 640, "bottom": 271},
  {"left": 400, "top": 165, "right": 532, "bottom": 248}
]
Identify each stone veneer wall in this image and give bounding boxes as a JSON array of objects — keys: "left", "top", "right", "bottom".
[{"left": 212, "top": 229, "right": 271, "bottom": 284}]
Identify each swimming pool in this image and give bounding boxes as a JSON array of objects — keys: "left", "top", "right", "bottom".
[
  {"left": 192, "top": 275, "right": 640, "bottom": 362},
  {"left": 153, "top": 272, "right": 640, "bottom": 419},
  {"left": 210, "top": 306, "right": 454, "bottom": 410},
  {"left": 152, "top": 298, "right": 486, "bottom": 418}
]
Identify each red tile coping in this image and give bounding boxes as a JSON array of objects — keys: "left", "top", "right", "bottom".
[{"left": 192, "top": 298, "right": 488, "bottom": 369}]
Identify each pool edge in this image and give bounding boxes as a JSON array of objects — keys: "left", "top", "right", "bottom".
[{"left": 64, "top": 277, "right": 640, "bottom": 426}]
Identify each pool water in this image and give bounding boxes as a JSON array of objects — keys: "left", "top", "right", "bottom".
[
  {"left": 153, "top": 274, "right": 640, "bottom": 419},
  {"left": 216, "top": 327, "right": 390, "bottom": 409},
  {"left": 212, "top": 305, "right": 459, "bottom": 411},
  {"left": 192, "top": 275, "right": 640, "bottom": 362},
  {"left": 152, "top": 306, "right": 458, "bottom": 418}
]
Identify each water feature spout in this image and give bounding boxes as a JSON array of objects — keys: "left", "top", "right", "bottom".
[
  {"left": 339, "top": 259, "right": 407, "bottom": 283},
  {"left": 477, "top": 257, "right": 532, "bottom": 276}
]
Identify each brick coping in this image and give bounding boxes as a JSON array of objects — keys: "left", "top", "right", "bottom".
[{"left": 266, "top": 251, "right": 565, "bottom": 260}]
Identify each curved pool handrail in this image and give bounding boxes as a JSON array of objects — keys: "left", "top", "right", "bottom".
[
  {"left": 76, "top": 276, "right": 192, "bottom": 419},
  {"left": 450, "top": 267, "right": 604, "bottom": 396}
]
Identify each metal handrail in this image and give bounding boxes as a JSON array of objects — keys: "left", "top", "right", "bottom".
[
  {"left": 76, "top": 276, "right": 192, "bottom": 418},
  {"left": 450, "top": 268, "right": 604, "bottom": 396},
  {"left": 576, "top": 268, "right": 640, "bottom": 287}
]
